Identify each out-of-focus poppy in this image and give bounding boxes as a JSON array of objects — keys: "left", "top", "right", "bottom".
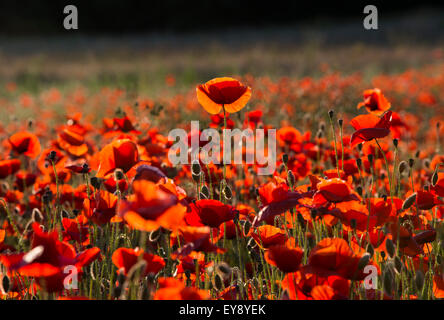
[
  {"left": 8, "top": 132, "right": 41, "bottom": 159},
  {"left": 357, "top": 88, "right": 391, "bottom": 115},
  {"left": 314, "top": 178, "right": 359, "bottom": 204},
  {"left": 120, "top": 180, "right": 186, "bottom": 232},
  {"left": 416, "top": 190, "right": 443, "bottom": 210},
  {"left": 350, "top": 111, "right": 392, "bottom": 148},
  {"left": 154, "top": 277, "right": 209, "bottom": 300},
  {"left": 0, "top": 159, "right": 21, "bottom": 179},
  {"left": 112, "top": 247, "right": 165, "bottom": 276},
  {"left": 96, "top": 139, "right": 139, "bottom": 178},
  {"left": 0, "top": 223, "right": 100, "bottom": 292},
  {"left": 264, "top": 243, "right": 303, "bottom": 272},
  {"left": 185, "top": 199, "right": 235, "bottom": 228},
  {"left": 250, "top": 225, "right": 287, "bottom": 249},
  {"left": 196, "top": 77, "right": 251, "bottom": 114}
]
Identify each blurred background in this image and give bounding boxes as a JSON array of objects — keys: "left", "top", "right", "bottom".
[{"left": 0, "top": 0, "right": 443, "bottom": 93}]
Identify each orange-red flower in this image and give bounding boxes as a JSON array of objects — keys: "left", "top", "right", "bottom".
[
  {"left": 112, "top": 247, "right": 165, "bottom": 276},
  {"left": 357, "top": 88, "right": 391, "bottom": 115},
  {"left": 264, "top": 243, "right": 303, "bottom": 273},
  {"left": 185, "top": 199, "right": 235, "bottom": 228},
  {"left": 96, "top": 139, "right": 139, "bottom": 178},
  {"left": 8, "top": 132, "right": 41, "bottom": 159},
  {"left": 196, "top": 77, "right": 251, "bottom": 114},
  {"left": 350, "top": 111, "right": 392, "bottom": 147}
]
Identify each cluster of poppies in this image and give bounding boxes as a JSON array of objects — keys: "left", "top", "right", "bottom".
[{"left": 0, "top": 71, "right": 443, "bottom": 300}]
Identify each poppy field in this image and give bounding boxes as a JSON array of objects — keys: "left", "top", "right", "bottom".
[{"left": 0, "top": 54, "right": 443, "bottom": 301}]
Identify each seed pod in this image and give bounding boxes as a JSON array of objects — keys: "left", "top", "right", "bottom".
[
  {"left": 432, "top": 167, "right": 439, "bottom": 186},
  {"left": 201, "top": 185, "right": 210, "bottom": 198},
  {"left": 394, "top": 256, "right": 403, "bottom": 273},
  {"left": 90, "top": 177, "right": 102, "bottom": 189},
  {"left": 213, "top": 273, "right": 224, "bottom": 291},
  {"left": 402, "top": 193, "right": 417, "bottom": 211},
  {"left": 328, "top": 110, "right": 334, "bottom": 119},
  {"left": 367, "top": 154, "right": 374, "bottom": 165},
  {"left": 350, "top": 219, "right": 357, "bottom": 230},
  {"left": 48, "top": 150, "right": 58, "bottom": 162},
  {"left": 358, "top": 253, "right": 370, "bottom": 270},
  {"left": 408, "top": 158, "right": 415, "bottom": 168},
  {"left": 2, "top": 275, "right": 10, "bottom": 293},
  {"left": 393, "top": 138, "right": 398, "bottom": 148},
  {"left": 338, "top": 119, "right": 343, "bottom": 127},
  {"left": 415, "top": 270, "right": 424, "bottom": 290},
  {"left": 191, "top": 161, "right": 201, "bottom": 176},
  {"left": 356, "top": 158, "right": 362, "bottom": 168},
  {"left": 282, "top": 153, "right": 289, "bottom": 165},
  {"left": 319, "top": 121, "right": 326, "bottom": 131},
  {"left": 114, "top": 169, "right": 125, "bottom": 181},
  {"left": 222, "top": 184, "right": 232, "bottom": 200},
  {"left": 386, "top": 238, "right": 395, "bottom": 258},
  {"left": 398, "top": 161, "right": 407, "bottom": 175},
  {"left": 287, "top": 170, "right": 295, "bottom": 187},
  {"left": 316, "top": 129, "right": 323, "bottom": 139},
  {"left": 31, "top": 208, "right": 44, "bottom": 223}
]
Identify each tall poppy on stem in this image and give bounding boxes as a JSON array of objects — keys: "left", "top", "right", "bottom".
[{"left": 350, "top": 111, "right": 392, "bottom": 148}]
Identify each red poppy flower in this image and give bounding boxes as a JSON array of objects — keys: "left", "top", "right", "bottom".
[
  {"left": 0, "top": 159, "right": 21, "bottom": 179},
  {"left": 350, "top": 111, "right": 392, "bottom": 148},
  {"left": 0, "top": 223, "right": 100, "bottom": 292},
  {"left": 314, "top": 178, "right": 359, "bottom": 204},
  {"left": 357, "top": 88, "right": 391, "bottom": 115},
  {"left": 307, "top": 238, "right": 376, "bottom": 280},
  {"left": 154, "top": 277, "right": 208, "bottom": 300},
  {"left": 112, "top": 247, "right": 165, "bottom": 276},
  {"left": 264, "top": 244, "right": 303, "bottom": 273},
  {"left": 250, "top": 225, "right": 287, "bottom": 249},
  {"left": 62, "top": 215, "right": 90, "bottom": 246},
  {"left": 416, "top": 190, "right": 443, "bottom": 210},
  {"left": 83, "top": 190, "right": 118, "bottom": 225},
  {"left": 8, "top": 132, "right": 41, "bottom": 159},
  {"left": 196, "top": 77, "right": 251, "bottom": 114},
  {"left": 171, "top": 226, "right": 225, "bottom": 258},
  {"left": 185, "top": 199, "right": 235, "bottom": 228},
  {"left": 119, "top": 180, "right": 186, "bottom": 232},
  {"left": 96, "top": 139, "right": 139, "bottom": 178}
]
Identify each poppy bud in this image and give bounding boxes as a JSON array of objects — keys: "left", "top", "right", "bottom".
[
  {"left": 60, "top": 209, "right": 70, "bottom": 219},
  {"left": 382, "top": 194, "right": 387, "bottom": 202},
  {"left": 328, "top": 110, "right": 334, "bottom": 119},
  {"left": 398, "top": 161, "right": 407, "bottom": 175},
  {"left": 191, "top": 161, "right": 201, "bottom": 176},
  {"left": 386, "top": 238, "right": 395, "bottom": 258},
  {"left": 394, "top": 256, "right": 403, "bottom": 273},
  {"left": 287, "top": 170, "right": 295, "bottom": 187},
  {"left": 319, "top": 121, "right": 326, "bottom": 131},
  {"left": 213, "top": 273, "right": 224, "bottom": 291},
  {"left": 316, "top": 129, "right": 323, "bottom": 139},
  {"left": 148, "top": 228, "right": 161, "bottom": 242},
  {"left": 338, "top": 119, "right": 343, "bottom": 127},
  {"left": 402, "top": 193, "right": 417, "bottom": 211},
  {"left": 415, "top": 150, "right": 420, "bottom": 158},
  {"left": 358, "top": 143, "right": 363, "bottom": 152},
  {"left": 367, "top": 154, "right": 374, "bottom": 165},
  {"left": 114, "top": 169, "right": 125, "bottom": 181},
  {"left": 356, "top": 158, "right": 362, "bottom": 168},
  {"left": 408, "top": 158, "right": 415, "bottom": 168},
  {"left": 356, "top": 186, "right": 363, "bottom": 196},
  {"left": 415, "top": 270, "right": 424, "bottom": 290},
  {"left": 383, "top": 271, "right": 393, "bottom": 294},
  {"left": 48, "top": 150, "right": 57, "bottom": 162},
  {"left": 350, "top": 218, "right": 357, "bottom": 230},
  {"left": 432, "top": 167, "right": 439, "bottom": 186},
  {"left": 222, "top": 184, "right": 232, "bottom": 200},
  {"left": 357, "top": 253, "right": 370, "bottom": 270},
  {"left": 200, "top": 185, "right": 209, "bottom": 199},
  {"left": 282, "top": 153, "right": 288, "bottom": 165},
  {"left": 216, "top": 262, "right": 231, "bottom": 277},
  {"left": 90, "top": 177, "right": 102, "bottom": 190},
  {"left": 422, "top": 158, "right": 430, "bottom": 169},
  {"left": 366, "top": 243, "right": 374, "bottom": 257},
  {"left": 241, "top": 220, "right": 251, "bottom": 236},
  {"left": 31, "top": 208, "right": 44, "bottom": 223},
  {"left": 192, "top": 172, "right": 201, "bottom": 183},
  {"left": 2, "top": 275, "right": 10, "bottom": 293},
  {"left": 437, "top": 121, "right": 441, "bottom": 130}
]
